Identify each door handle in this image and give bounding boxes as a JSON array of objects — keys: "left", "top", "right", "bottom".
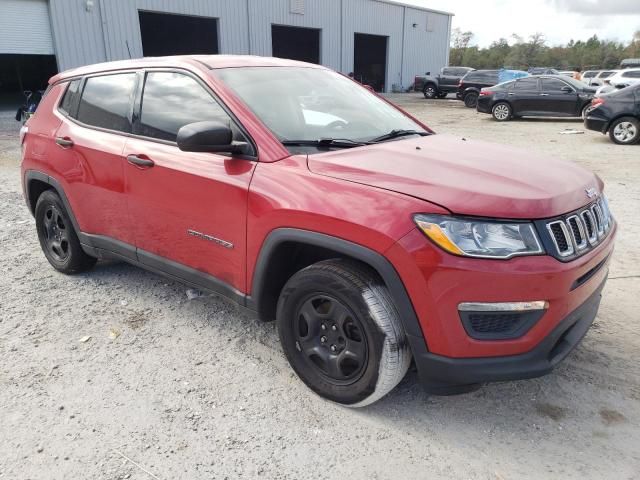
[
  {"left": 507, "top": 92, "right": 515, "bottom": 96},
  {"left": 539, "top": 93, "right": 549, "bottom": 96},
  {"left": 55, "top": 137, "right": 74, "bottom": 147},
  {"left": 127, "top": 155, "right": 155, "bottom": 168}
]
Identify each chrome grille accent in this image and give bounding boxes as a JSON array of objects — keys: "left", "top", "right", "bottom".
[
  {"left": 567, "top": 215, "right": 587, "bottom": 250},
  {"left": 544, "top": 198, "right": 612, "bottom": 259},
  {"left": 581, "top": 210, "right": 597, "bottom": 245},
  {"left": 546, "top": 221, "right": 574, "bottom": 257}
]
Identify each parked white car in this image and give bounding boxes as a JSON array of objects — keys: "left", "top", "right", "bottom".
[
  {"left": 581, "top": 70, "right": 618, "bottom": 87},
  {"left": 607, "top": 68, "right": 640, "bottom": 88}
]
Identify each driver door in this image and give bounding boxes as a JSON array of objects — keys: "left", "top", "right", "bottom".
[{"left": 123, "top": 70, "right": 256, "bottom": 294}]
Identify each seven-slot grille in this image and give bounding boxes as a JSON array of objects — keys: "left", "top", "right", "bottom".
[{"left": 545, "top": 198, "right": 612, "bottom": 258}]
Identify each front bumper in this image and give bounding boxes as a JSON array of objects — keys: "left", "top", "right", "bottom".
[{"left": 409, "top": 278, "right": 605, "bottom": 393}]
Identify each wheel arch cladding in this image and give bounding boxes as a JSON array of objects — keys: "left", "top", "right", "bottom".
[
  {"left": 24, "top": 170, "right": 82, "bottom": 233},
  {"left": 248, "top": 229, "right": 426, "bottom": 344}
]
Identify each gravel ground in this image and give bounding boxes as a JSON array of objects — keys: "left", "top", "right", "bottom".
[{"left": 1, "top": 95, "right": 639, "bottom": 480}]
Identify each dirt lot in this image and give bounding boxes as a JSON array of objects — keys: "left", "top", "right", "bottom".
[{"left": 1, "top": 95, "right": 639, "bottom": 480}]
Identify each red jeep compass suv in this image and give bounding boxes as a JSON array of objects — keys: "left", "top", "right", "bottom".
[{"left": 21, "top": 56, "right": 616, "bottom": 407}]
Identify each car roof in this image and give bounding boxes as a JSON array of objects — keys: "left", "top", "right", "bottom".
[{"left": 50, "top": 55, "right": 324, "bottom": 83}]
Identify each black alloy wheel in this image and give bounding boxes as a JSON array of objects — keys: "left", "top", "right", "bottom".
[
  {"left": 42, "top": 204, "right": 71, "bottom": 262},
  {"left": 35, "top": 190, "right": 96, "bottom": 273},
  {"left": 294, "top": 294, "right": 368, "bottom": 384},
  {"left": 464, "top": 92, "right": 479, "bottom": 108},
  {"left": 277, "top": 259, "right": 411, "bottom": 407}
]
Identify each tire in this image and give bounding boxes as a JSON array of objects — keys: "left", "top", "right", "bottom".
[
  {"left": 581, "top": 104, "right": 592, "bottom": 120},
  {"left": 608, "top": 117, "right": 640, "bottom": 145},
  {"left": 463, "top": 92, "right": 479, "bottom": 108},
  {"left": 35, "top": 190, "right": 96, "bottom": 274},
  {"left": 492, "top": 102, "right": 512, "bottom": 121},
  {"left": 423, "top": 84, "right": 438, "bottom": 99},
  {"left": 276, "top": 259, "right": 411, "bottom": 407}
]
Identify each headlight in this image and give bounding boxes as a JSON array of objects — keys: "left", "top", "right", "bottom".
[{"left": 414, "top": 214, "right": 544, "bottom": 259}]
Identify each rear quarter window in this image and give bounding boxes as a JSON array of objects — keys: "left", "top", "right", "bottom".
[
  {"left": 76, "top": 73, "right": 137, "bottom": 132},
  {"left": 58, "top": 79, "right": 82, "bottom": 116}
]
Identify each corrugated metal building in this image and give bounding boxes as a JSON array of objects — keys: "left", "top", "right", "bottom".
[{"left": 0, "top": 0, "right": 452, "bottom": 93}]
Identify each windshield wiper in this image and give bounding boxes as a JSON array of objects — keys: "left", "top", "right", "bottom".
[
  {"left": 369, "top": 129, "right": 430, "bottom": 143},
  {"left": 281, "top": 138, "right": 370, "bottom": 149}
]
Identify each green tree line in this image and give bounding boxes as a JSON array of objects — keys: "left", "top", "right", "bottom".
[{"left": 450, "top": 29, "right": 640, "bottom": 70}]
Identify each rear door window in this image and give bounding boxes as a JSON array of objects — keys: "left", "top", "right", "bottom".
[
  {"left": 59, "top": 79, "right": 82, "bottom": 116},
  {"left": 542, "top": 78, "right": 571, "bottom": 92},
  {"left": 514, "top": 78, "right": 539, "bottom": 91},
  {"left": 138, "top": 71, "right": 235, "bottom": 143},
  {"left": 76, "top": 73, "right": 137, "bottom": 132}
]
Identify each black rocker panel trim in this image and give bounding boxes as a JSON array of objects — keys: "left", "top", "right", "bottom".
[{"left": 79, "top": 233, "right": 247, "bottom": 306}]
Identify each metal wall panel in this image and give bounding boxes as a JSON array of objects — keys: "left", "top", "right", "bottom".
[
  {"left": 47, "top": 0, "right": 452, "bottom": 89},
  {"left": 0, "top": 0, "right": 54, "bottom": 55},
  {"left": 98, "top": 0, "right": 249, "bottom": 62},
  {"left": 247, "top": 0, "right": 341, "bottom": 70},
  {"left": 402, "top": 8, "right": 450, "bottom": 89}
]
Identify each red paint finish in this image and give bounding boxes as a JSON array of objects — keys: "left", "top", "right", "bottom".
[
  {"left": 22, "top": 55, "right": 616, "bottom": 367},
  {"left": 309, "top": 134, "right": 602, "bottom": 219},
  {"left": 385, "top": 225, "right": 616, "bottom": 357},
  {"left": 122, "top": 138, "right": 255, "bottom": 291}
]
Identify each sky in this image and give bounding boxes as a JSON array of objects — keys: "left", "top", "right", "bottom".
[{"left": 402, "top": 0, "right": 640, "bottom": 47}]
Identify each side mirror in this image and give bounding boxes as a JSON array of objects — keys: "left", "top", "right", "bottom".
[
  {"left": 561, "top": 86, "right": 573, "bottom": 93},
  {"left": 426, "top": 71, "right": 431, "bottom": 76},
  {"left": 177, "top": 121, "right": 248, "bottom": 154}
]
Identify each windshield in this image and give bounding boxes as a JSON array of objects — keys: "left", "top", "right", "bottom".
[{"left": 212, "top": 67, "right": 425, "bottom": 145}]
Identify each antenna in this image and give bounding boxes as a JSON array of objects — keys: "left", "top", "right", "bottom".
[{"left": 125, "top": 40, "right": 132, "bottom": 59}]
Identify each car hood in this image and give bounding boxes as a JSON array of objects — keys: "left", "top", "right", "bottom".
[{"left": 307, "top": 134, "right": 602, "bottom": 219}]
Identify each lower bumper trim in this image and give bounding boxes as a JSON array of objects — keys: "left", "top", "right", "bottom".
[{"left": 410, "top": 277, "right": 606, "bottom": 394}]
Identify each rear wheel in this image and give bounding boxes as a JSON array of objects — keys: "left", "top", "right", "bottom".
[
  {"left": 464, "top": 92, "right": 479, "bottom": 108},
  {"left": 609, "top": 117, "right": 640, "bottom": 145},
  {"left": 35, "top": 190, "right": 96, "bottom": 274},
  {"left": 276, "top": 259, "right": 411, "bottom": 407},
  {"left": 492, "top": 102, "right": 512, "bottom": 121},
  {"left": 423, "top": 84, "right": 438, "bottom": 99}
]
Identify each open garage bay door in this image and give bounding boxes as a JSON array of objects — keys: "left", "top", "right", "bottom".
[
  {"left": 354, "top": 33, "right": 388, "bottom": 92},
  {"left": 272, "top": 25, "right": 321, "bottom": 64},
  {"left": 139, "top": 11, "right": 219, "bottom": 56},
  {"left": 0, "top": 0, "right": 56, "bottom": 104}
]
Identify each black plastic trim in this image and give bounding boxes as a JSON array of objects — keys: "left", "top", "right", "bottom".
[
  {"left": 249, "top": 228, "right": 426, "bottom": 343},
  {"left": 23, "top": 170, "right": 82, "bottom": 233},
  {"left": 459, "top": 309, "right": 545, "bottom": 340},
  {"left": 413, "top": 277, "right": 607, "bottom": 394}
]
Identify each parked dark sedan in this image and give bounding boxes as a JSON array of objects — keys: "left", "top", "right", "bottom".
[
  {"left": 585, "top": 83, "right": 640, "bottom": 145},
  {"left": 476, "top": 76, "right": 597, "bottom": 121}
]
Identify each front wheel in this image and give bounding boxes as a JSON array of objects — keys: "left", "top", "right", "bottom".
[
  {"left": 609, "top": 117, "right": 640, "bottom": 145},
  {"left": 492, "top": 102, "right": 512, "bottom": 121},
  {"left": 464, "top": 92, "right": 479, "bottom": 108},
  {"left": 276, "top": 259, "right": 411, "bottom": 407}
]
